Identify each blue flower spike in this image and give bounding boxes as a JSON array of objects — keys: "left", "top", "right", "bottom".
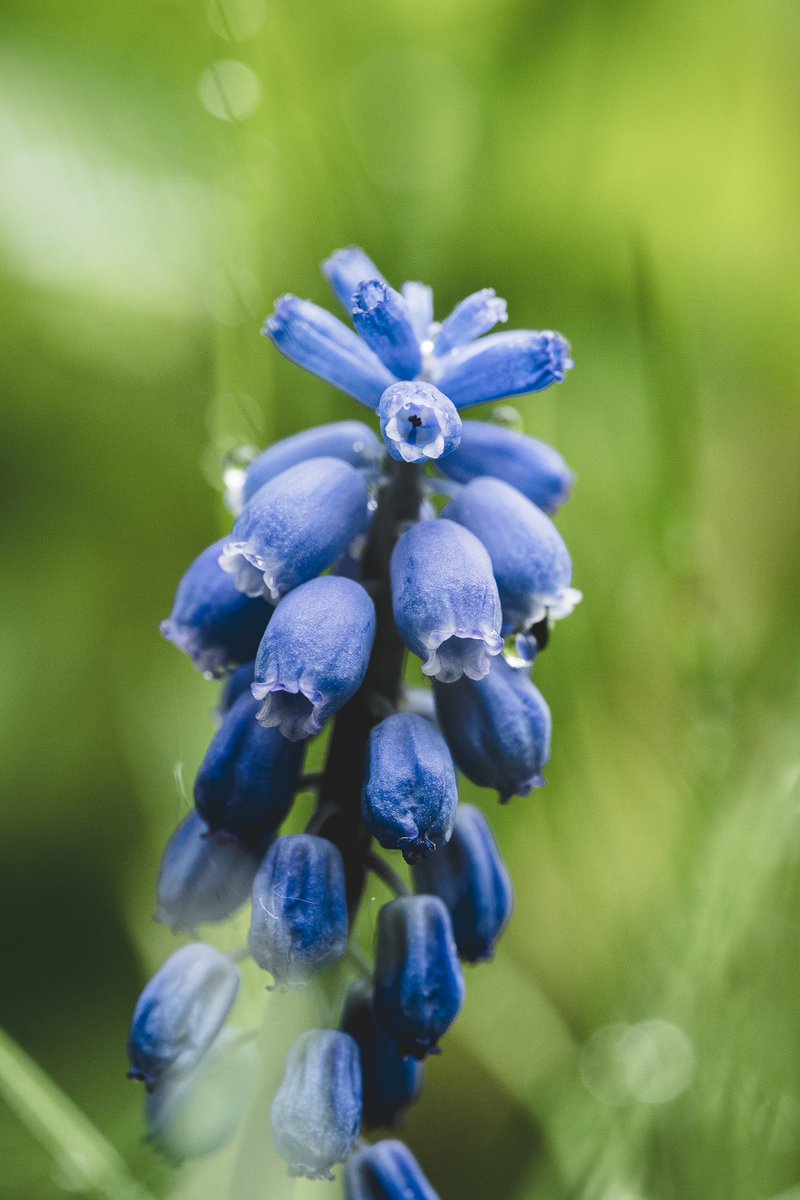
[
  {"left": 220, "top": 456, "right": 368, "bottom": 602},
  {"left": 434, "top": 288, "right": 508, "bottom": 358},
  {"left": 352, "top": 279, "right": 422, "bottom": 380},
  {"left": 447, "top": 475, "right": 582, "bottom": 633},
  {"left": 155, "top": 811, "right": 261, "bottom": 931},
  {"left": 434, "top": 654, "right": 552, "bottom": 802},
  {"left": 229, "top": 420, "right": 382, "bottom": 515},
  {"left": 391, "top": 518, "right": 503, "bottom": 683},
  {"left": 194, "top": 690, "right": 305, "bottom": 847},
  {"left": 433, "top": 329, "right": 573, "bottom": 409},
  {"left": 160, "top": 539, "right": 271, "bottom": 678},
  {"left": 252, "top": 575, "right": 376, "bottom": 740},
  {"left": 271, "top": 1029, "right": 362, "bottom": 1179},
  {"left": 323, "top": 245, "right": 386, "bottom": 313},
  {"left": 374, "top": 895, "right": 465, "bottom": 1059},
  {"left": 249, "top": 834, "right": 349, "bottom": 988},
  {"left": 363, "top": 713, "right": 458, "bottom": 863},
  {"left": 264, "top": 296, "right": 395, "bottom": 408},
  {"left": 378, "top": 381, "right": 461, "bottom": 464},
  {"left": 127, "top": 943, "right": 240, "bottom": 1091},
  {"left": 345, "top": 1140, "right": 442, "bottom": 1200},
  {"left": 436, "top": 419, "right": 574, "bottom": 514},
  {"left": 341, "top": 982, "right": 425, "bottom": 1130},
  {"left": 413, "top": 804, "right": 514, "bottom": 963}
]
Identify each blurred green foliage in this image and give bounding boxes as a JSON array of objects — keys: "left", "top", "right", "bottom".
[{"left": 1, "top": 0, "right": 800, "bottom": 1197}]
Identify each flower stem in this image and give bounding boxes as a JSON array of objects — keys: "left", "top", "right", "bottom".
[{"left": 316, "top": 459, "right": 423, "bottom": 913}]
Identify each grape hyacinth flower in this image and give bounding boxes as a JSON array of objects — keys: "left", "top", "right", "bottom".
[
  {"left": 131, "top": 245, "right": 579, "bottom": 1188},
  {"left": 249, "top": 834, "right": 349, "bottom": 988},
  {"left": 271, "top": 1029, "right": 363, "bottom": 1179}
]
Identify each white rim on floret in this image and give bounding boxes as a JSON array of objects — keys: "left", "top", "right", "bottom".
[
  {"left": 251, "top": 678, "right": 325, "bottom": 741},
  {"left": 218, "top": 541, "right": 283, "bottom": 602},
  {"left": 159, "top": 619, "right": 232, "bottom": 680},
  {"left": 421, "top": 625, "right": 504, "bottom": 683}
]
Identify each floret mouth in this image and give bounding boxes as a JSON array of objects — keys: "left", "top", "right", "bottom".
[
  {"left": 218, "top": 542, "right": 283, "bottom": 602},
  {"left": 159, "top": 619, "right": 231, "bottom": 679},
  {"left": 421, "top": 626, "right": 504, "bottom": 684},
  {"left": 251, "top": 680, "right": 324, "bottom": 741}
]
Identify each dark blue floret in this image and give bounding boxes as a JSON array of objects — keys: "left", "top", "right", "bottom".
[
  {"left": 413, "top": 804, "right": 513, "bottom": 963},
  {"left": 194, "top": 690, "right": 305, "bottom": 848},
  {"left": 271, "top": 1029, "right": 362, "bottom": 1179},
  {"left": 127, "top": 943, "right": 239, "bottom": 1090},
  {"left": 160, "top": 538, "right": 271, "bottom": 678},
  {"left": 374, "top": 895, "right": 465, "bottom": 1059},
  {"left": 249, "top": 834, "right": 349, "bottom": 988},
  {"left": 363, "top": 713, "right": 457, "bottom": 863},
  {"left": 341, "top": 982, "right": 424, "bottom": 1130},
  {"left": 433, "top": 654, "right": 551, "bottom": 802},
  {"left": 216, "top": 659, "right": 255, "bottom": 716},
  {"left": 155, "top": 810, "right": 260, "bottom": 931},
  {"left": 345, "top": 1139, "right": 441, "bottom": 1200},
  {"left": 435, "top": 419, "right": 573, "bottom": 514}
]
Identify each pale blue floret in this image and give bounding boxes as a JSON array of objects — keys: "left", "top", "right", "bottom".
[
  {"left": 263, "top": 295, "right": 396, "bottom": 408},
  {"left": 374, "top": 895, "right": 465, "bottom": 1059},
  {"left": 155, "top": 811, "right": 261, "bottom": 931},
  {"left": 127, "top": 943, "right": 240, "bottom": 1090},
  {"left": 271, "top": 1029, "right": 362, "bottom": 1180},
  {"left": 390, "top": 518, "right": 503, "bottom": 683},
  {"left": 229, "top": 420, "right": 382, "bottom": 514},
  {"left": 352, "top": 280, "right": 422, "bottom": 379},
  {"left": 249, "top": 834, "right": 348, "bottom": 988},
  {"left": 433, "top": 288, "right": 508, "bottom": 358},
  {"left": 220, "top": 456, "right": 368, "bottom": 602},
  {"left": 432, "top": 329, "right": 574, "bottom": 409},
  {"left": 433, "top": 654, "right": 552, "bottom": 802},
  {"left": 400, "top": 282, "right": 434, "bottom": 344},
  {"left": 378, "top": 381, "right": 461, "bottom": 464},
  {"left": 435, "top": 419, "right": 574, "bottom": 514},
  {"left": 363, "top": 713, "right": 458, "bottom": 863},
  {"left": 446, "top": 476, "right": 581, "bottom": 632},
  {"left": 345, "top": 1139, "right": 441, "bottom": 1200},
  {"left": 160, "top": 538, "right": 270, "bottom": 678},
  {"left": 323, "top": 246, "right": 386, "bottom": 313},
  {"left": 413, "top": 804, "right": 513, "bottom": 964},
  {"left": 252, "top": 576, "right": 376, "bottom": 740}
]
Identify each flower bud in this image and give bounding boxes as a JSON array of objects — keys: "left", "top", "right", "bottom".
[
  {"left": 446, "top": 476, "right": 581, "bottom": 633},
  {"left": 127, "top": 943, "right": 239, "bottom": 1090},
  {"left": 345, "top": 1140, "right": 441, "bottom": 1200},
  {"left": 252, "top": 576, "right": 376, "bottom": 740},
  {"left": 353, "top": 280, "right": 422, "bottom": 379},
  {"left": 434, "top": 655, "right": 551, "bottom": 802},
  {"left": 374, "top": 895, "right": 465, "bottom": 1059},
  {"left": 249, "top": 834, "right": 348, "bottom": 987},
  {"left": 155, "top": 811, "right": 260, "bottom": 931},
  {"left": 231, "top": 420, "right": 382, "bottom": 514},
  {"left": 194, "top": 691, "right": 304, "bottom": 847},
  {"left": 341, "top": 983, "right": 424, "bottom": 1130},
  {"left": 264, "top": 295, "right": 395, "bottom": 407},
  {"left": 160, "top": 539, "right": 270, "bottom": 677},
  {"left": 434, "top": 288, "right": 508, "bottom": 357},
  {"left": 391, "top": 518, "right": 503, "bottom": 683},
  {"left": 323, "top": 245, "right": 386, "bottom": 313},
  {"left": 401, "top": 281, "right": 434, "bottom": 343},
  {"left": 271, "top": 1029, "right": 362, "bottom": 1179},
  {"left": 433, "top": 329, "right": 573, "bottom": 409},
  {"left": 145, "top": 1028, "right": 258, "bottom": 1163},
  {"left": 378, "top": 381, "right": 461, "bottom": 464},
  {"left": 413, "top": 805, "right": 513, "bottom": 963},
  {"left": 220, "top": 456, "right": 369, "bottom": 602},
  {"left": 436, "top": 419, "right": 573, "bottom": 514},
  {"left": 363, "top": 713, "right": 457, "bottom": 863}
]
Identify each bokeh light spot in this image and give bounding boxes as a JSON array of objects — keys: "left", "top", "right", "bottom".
[
  {"left": 198, "top": 60, "right": 262, "bottom": 122},
  {"left": 580, "top": 1020, "right": 695, "bottom": 1107}
]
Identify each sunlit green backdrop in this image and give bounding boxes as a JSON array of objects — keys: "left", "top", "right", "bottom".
[{"left": 2, "top": 0, "right": 800, "bottom": 1198}]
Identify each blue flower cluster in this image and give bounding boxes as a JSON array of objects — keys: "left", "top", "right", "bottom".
[{"left": 129, "top": 247, "right": 579, "bottom": 1192}]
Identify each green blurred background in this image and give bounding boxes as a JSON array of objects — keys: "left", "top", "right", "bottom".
[{"left": 2, "top": 0, "right": 800, "bottom": 1197}]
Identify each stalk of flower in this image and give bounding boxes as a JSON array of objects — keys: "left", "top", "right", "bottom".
[{"left": 129, "top": 245, "right": 579, "bottom": 1190}]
